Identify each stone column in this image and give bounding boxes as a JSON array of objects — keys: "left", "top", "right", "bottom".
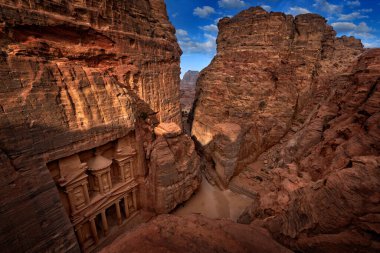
[
  {"left": 101, "top": 210, "right": 109, "bottom": 236},
  {"left": 83, "top": 183, "right": 90, "bottom": 204},
  {"left": 123, "top": 196, "right": 129, "bottom": 218},
  {"left": 98, "top": 174, "right": 104, "bottom": 194},
  {"left": 115, "top": 201, "right": 122, "bottom": 225},
  {"left": 107, "top": 172, "right": 113, "bottom": 189},
  {"left": 66, "top": 189, "right": 76, "bottom": 212},
  {"left": 119, "top": 161, "right": 125, "bottom": 182},
  {"left": 90, "top": 218, "right": 99, "bottom": 243},
  {"left": 75, "top": 225, "right": 84, "bottom": 245},
  {"left": 132, "top": 189, "right": 137, "bottom": 210},
  {"left": 130, "top": 159, "right": 134, "bottom": 178}
]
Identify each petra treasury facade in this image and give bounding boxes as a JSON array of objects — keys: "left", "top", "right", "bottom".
[{"left": 47, "top": 135, "right": 139, "bottom": 251}]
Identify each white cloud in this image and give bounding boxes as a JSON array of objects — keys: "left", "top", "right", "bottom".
[
  {"left": 178, "top": 33, "right": 217, "bottom": 54},
  {"left": 313, "top": 0, "right": 342, "bottom": 15},
  {"left": 176, "top": 29, "right": 216, "bottom": 54},
  {"left": 176, "top": 29, "right": 191, "bottom": 42},
  {"left": 288, "top": 7, "right": 311, "bottom": 16},
  {"left": 218, "top": 0, "right": 246, "bottom": 9},
  {"left": 363, "top": 40, "right": 380, "bottom": 48},
  {"left": 193, "top": 6, "right": 215, "bottom": 18},
  {"left": 332, "top": 21, "right": 374, "bottom": 38},
  {"left": 200, "top": 24, "right": 218, "bottom": 33},
  {"left": 346, "top": 0, "right": 360, "bottom": 7},
  {"left": 176, "top": 29, "right": 188, "bottom": 37},
  {"left": 338, "top": 12, "right": 368, "bottom": 20},
  {"left": 261, "top": 5, "right": 271, "bottom": 11},
  {"left": 360, "top": 8, "right": 372, "bottom": 13}
]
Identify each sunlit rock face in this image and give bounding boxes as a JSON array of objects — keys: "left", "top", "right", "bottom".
[
  {"left": 0, "top": 1, "right": 198, "bottom": 252},
  {"left": 192, "top": 6, "right": 380, "bottom": 252},
  {"left": 148, "top": 123, "right": 201, "bottom": 213},
  {"left": 191, "top": 7, "right": 363, "bottom": 186}
]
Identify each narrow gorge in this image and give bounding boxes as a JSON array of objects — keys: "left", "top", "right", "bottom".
[
  {"left": 0, "top": 1, "right": 379, "bottom": 253},
  {"left": 190, "top": 7, "right": 380, "bottom": 253}
]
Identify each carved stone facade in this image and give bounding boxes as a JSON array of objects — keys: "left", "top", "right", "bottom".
[{"left": 48, "top": 135, "right": 140, "bottom": 252}]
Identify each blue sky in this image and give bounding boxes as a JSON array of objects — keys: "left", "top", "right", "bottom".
[{"left": 165, "top": 0, "right": 380, "bottom": 77}]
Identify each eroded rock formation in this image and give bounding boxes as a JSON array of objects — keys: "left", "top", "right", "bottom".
[
  {"left": 180, "top": 70, "right": 199, "bottom": 113},
  {"left": 192, "top": 6, "right": 380, "bottom": 253},
  {"left": 180, "top": 70, "right": 199, "bottom": 134},
  {"left": 148, "top": 123, "right": 201, "bottom": 213},
  {"left": 99, "top": 214, "right": 292, "bottom": 253},
  {"left": 246, "top": 48, "right": 380, "bottom": 253},
  {"left": 191, "top": 7, "right": 364, "bottom": 186},
  {"left": 0, "top": 1, "right": 201, "bottom": 252}
]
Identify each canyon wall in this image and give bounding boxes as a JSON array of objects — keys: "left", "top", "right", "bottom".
[
  {"left": 191, "top": 7, "right": 363, "bottom": 186},
  {"left": 249, "top": 48, "right": 380, "bottom": 253},
  {"left": 192, "top": 6, "right": 379, "bottom": 252},
  {"left": 180, "top": 70, "right": 199, "bottom": 113},
  {"left": 0, "top": 1, "right": 200, "bottom": 252},
  {"left": 180, "top": 70, "right": 199, "bottom": 134},
  {"left": 148, "top": 123, "right": 201, "bottom": 213}
]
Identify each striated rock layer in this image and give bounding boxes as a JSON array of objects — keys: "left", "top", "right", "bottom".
[
  {"left": 191, "top": 7, "right": 363, "bottom": 186},
  {"left": 180, "top": 70, "right": 199, "bottom": 134},
  {"left": 180, "top": 70, "right": 199, "bottom": 113},
  {"left": 192, "top": 6, "right": 380, "bottom": 253},
  {"left": 0, "top": 1, "right": 201, "bottom": 252},
  {"left": 247, "top": 48, "right": 380, "bottom": 253},
  {"left": 99, "top": 214, "right": 292, "bottom": 253},
  {"left": 148, "top": 123, "right": 201, "bottom": 213}
]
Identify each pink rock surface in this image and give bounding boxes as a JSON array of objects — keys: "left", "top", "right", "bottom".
[
  {"left": 192, "top": 6, "right": 379, "bottom": 253},
  {"left": 191, "top": 7, "right": 363, "bottom": 186},
  {"left": 148, "top": 123, "right": 201, "bottom": 213},
  {"left": 180, "top": 70, "right": 199, "bottom": 113},
  {"left": 99, "top": 214, "right": 292, "bottom": 253}
]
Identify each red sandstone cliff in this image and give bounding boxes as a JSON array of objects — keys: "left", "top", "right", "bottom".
[
  {"left": 191, "top": 6, "right": 379, "bottom": 253},
  {"left": 180, "top": 70, "right": 199, "bottom": 134},
  {"left": 192, "top": 7, "right": 364, "bottom": 186},
  {"left": 0, "top": 1, "right": 200, "bottom": 252},
  {"left": 180, "top": 70, "right": 199, "bottom": 113},
  {"left": 246, "top": 48, "right": 380, "bottom": 253}
]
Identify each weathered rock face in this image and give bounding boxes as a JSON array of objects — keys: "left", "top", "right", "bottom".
[
  {"left": 191, "top": 6, "right": 379, "bottom": 253},
  {"left": 147, "top": 123, "right": 201, "bottom": 213},
  {"left": 191, "top": 7, "right": 363, "bottom": 186},
  {"left": 247, "top": 48, "right": 380, "bottom": 253},
  {"left": 180, "top": 70, "right": 199, "bottom": 134},
  {"left": 181, "top": 70, "right": 199, "bottom": 85},
  {"left": 99, "top": 214, "right": 292, "bottom": 253},
  {"left": 180, "top": 70, "right": 199, "bottom": 112},
  {"left": 0, "top": 1, "right": 200, "bottom": 252}
]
